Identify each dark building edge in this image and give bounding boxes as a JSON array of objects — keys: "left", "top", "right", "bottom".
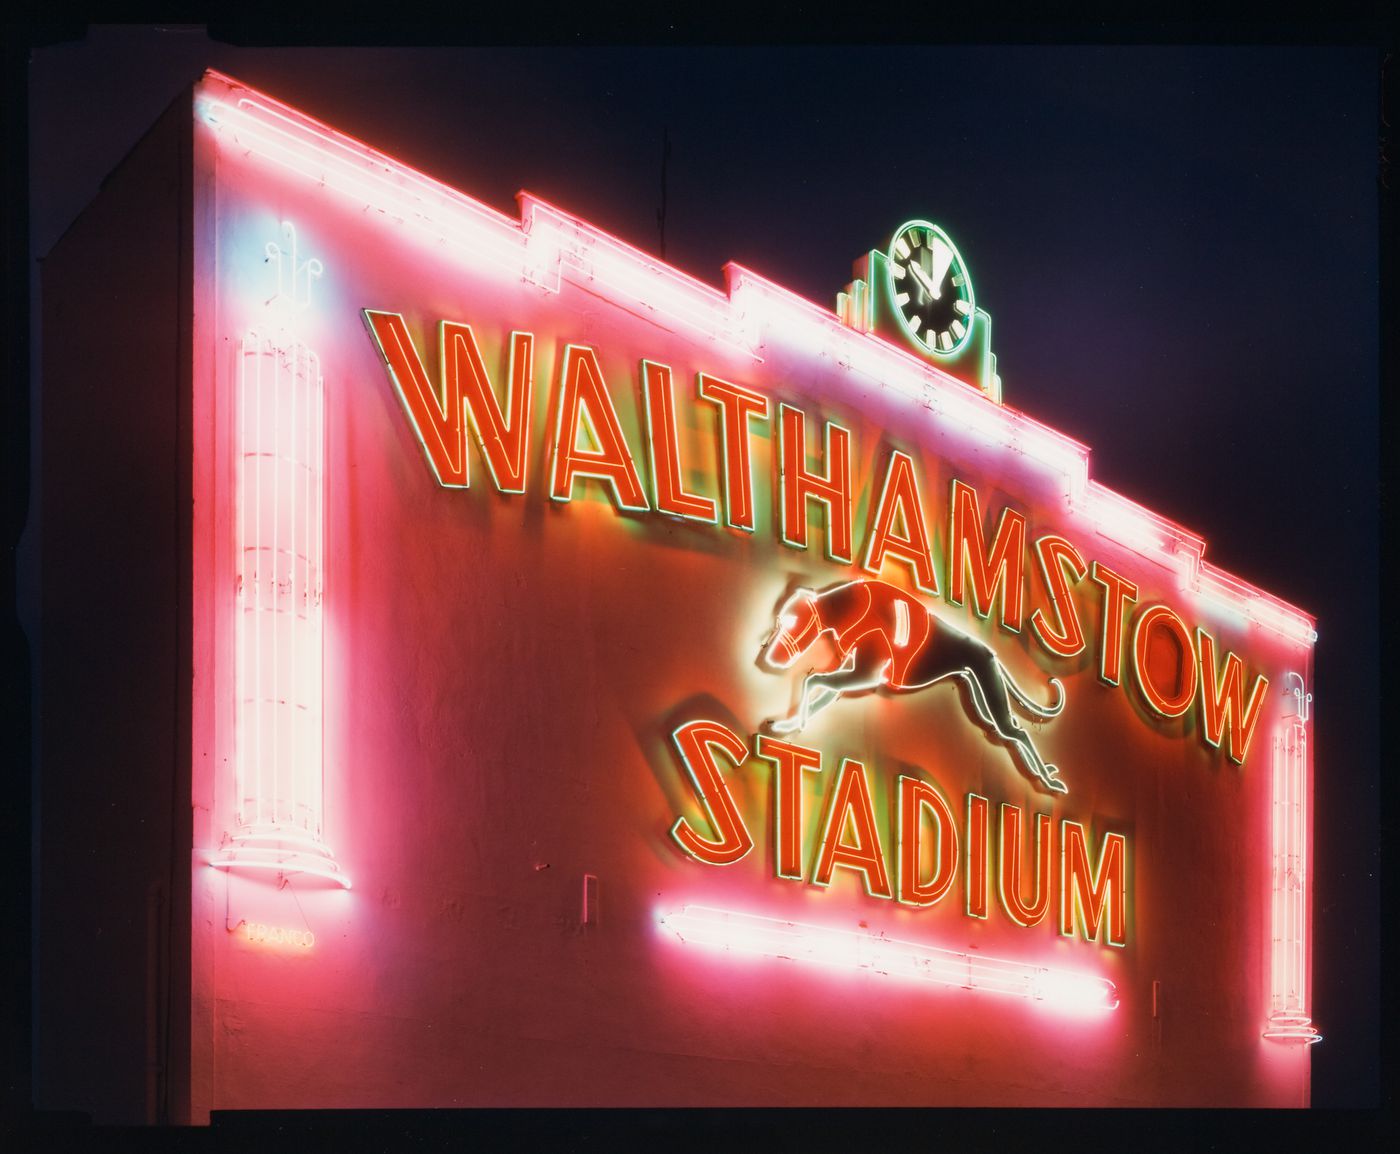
[{"left": 33, "top": 86, "right": 194, "bottom": 1125}]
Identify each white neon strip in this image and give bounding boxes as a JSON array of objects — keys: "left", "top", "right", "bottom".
[
  {"left": 1006, "top": 412, "right": 1090, "bottom": 490},
  {"left": 930, "top": 372, "right": 1021, "bottom": 445},
  {"left": 729, "top": 267, "right": 913, "bottom": 385},
  {"left": 1240, "top": 584, "right": 1319, "bottom": 645},
  {"left": 659, "top": 905, "right": 1117, "bottom": 1013},
  {"left": 198, "top": 96, "right": 540, "bottom": 284},
  {"left": 1081, "top": 483, "right": 1173, "bottom": 558},
  {"left": 726, "top": 266, "right": 1097, "bottom": 492},
  {"left": 1263, "top": 703, "right": 1320, "bottom": 1045},
  {"left": 728, "top": 267, "right": 969, "bottom": 409},
  {"left": 522, "top": 196, "right": 756, "bottom": 358},
  {"left": 1074, "top": 485, "right": 1316, "bottom": 645},
  {"left": 238, "top": 334, "right": 328, "bottom": 833}
]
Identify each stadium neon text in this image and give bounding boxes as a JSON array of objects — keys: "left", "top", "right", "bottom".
[{"left": 670, "top": 720, "right": 1128, "bottom": 947}]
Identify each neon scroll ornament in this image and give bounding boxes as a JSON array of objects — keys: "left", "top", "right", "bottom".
[
  {"left": 212, "top": 222, "right": 349, "bottom": 889},
  {"left": 658, "top": 905, "right": 1118, "bottom": 1014},
  {"left": 1262, "top": 673, "right": 1318, "bottom": 1043}
]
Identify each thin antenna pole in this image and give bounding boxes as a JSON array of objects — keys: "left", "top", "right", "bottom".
[{"left": 657, "top": 126, "right": 671, "bottom": 260}]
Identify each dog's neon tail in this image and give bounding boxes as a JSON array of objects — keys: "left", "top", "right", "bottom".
[{"left": 1002, "top": 668, "right": 1065, "bottom": 719}]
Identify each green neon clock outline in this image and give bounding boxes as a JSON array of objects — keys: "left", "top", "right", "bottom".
[{"left": 884, "top": 219, "right": 976, "bottom": 358}]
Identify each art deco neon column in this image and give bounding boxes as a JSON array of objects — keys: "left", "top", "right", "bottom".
[
  {"left": 1262, "top": 673, "right": 1317, "bottom": 1043},
  {"left": 213, "top": 222, "right": 349, "bottom": 888}
]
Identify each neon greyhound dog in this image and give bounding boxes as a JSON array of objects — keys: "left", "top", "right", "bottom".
[{"left": 760, "top": 579, "right": 1069, "bottom": 795}]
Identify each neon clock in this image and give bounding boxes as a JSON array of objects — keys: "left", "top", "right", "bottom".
[{"left": 885, "top": 219, "right": 976, "bottom": 356}]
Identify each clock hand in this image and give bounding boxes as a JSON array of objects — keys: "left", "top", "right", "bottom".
[
  {"left": 907, "top": 260, "right": 939, "bottom": 300},
  {"left": 926, "top": 239, "right": 956, "bottom": 297}
]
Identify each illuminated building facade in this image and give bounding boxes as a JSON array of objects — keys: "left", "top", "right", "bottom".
[{"left": 33, "top": 71, "right": 1318, "bottom": 1122}]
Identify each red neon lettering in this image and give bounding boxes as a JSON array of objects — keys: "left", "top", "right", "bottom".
[
  {"left": 811, "top": 759, "right": 891, "bottom": 898},
  {"left": 668, "top": 720, "right": 754, "bottom": 866},
  {"left": 779, "top": 404, "right": 854, "bottom": 563},
  {"left": 1196, "top": 629, "right": 1270, "bottom": 765},
  {"left": 947, "top": 479, "right": 1026, "bottom": 633},
  {"left": 1060, "top": 821, "right": 1128, "bottom": 947},
  {"left": 454, "top": 326, "right": 533, "bottom": 492},
  {"left": 550, "top": 345, "right": 649, "bottom": 509},
  {"left": 1131, "top": 604, "right": 1198, "bottom": 718},
  {"left": 642, "top": 362, "right": 718, "bottom": 522},
  {"left": 697, "top": 374, "right": 768, "bottom": 531},
  {"left": 966, "top": 793, "right": 990, "bottom": 919},
  {"left": 364, "top": 312, "right": 533, "bottom": 491},
  {"left": 1089, "top": 561, "right": 1139, "bottom": 686},
  {"left": 997, "top": 804, "right": 1053, "bottom": 927},
  {"left": 755, "top": 734, "right": 824, "bottom": 880},
  {"left": 862, "top": 451, "right": 939, "bottom": 594},
  {"left": 896, "top": 776, "right": 958, "bottom": 907},
  {"left": 1029, "top": 534, "right": 1087, "bottom": 657},
  {"left": 364, "top": 310, "right": 465, "bottom": 486}
]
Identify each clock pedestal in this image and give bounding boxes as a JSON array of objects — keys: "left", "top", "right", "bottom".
[{"left": 838, "top": 249, "right": 1002, "bottom": 405}]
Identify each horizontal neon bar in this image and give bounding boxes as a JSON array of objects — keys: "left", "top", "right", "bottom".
[
  {"left": 210, "top": 854, "right": 351, "bottom": 889},
  {"left": 658, "top": 905, "right": 1117, "bottom": 1014}
]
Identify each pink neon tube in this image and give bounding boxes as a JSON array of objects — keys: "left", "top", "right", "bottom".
[
  {"left": 213, "top": 222, "right": 348, "bottom": 888},
  {"left": 1262, "top": 674, "right": 1318, "bottom": 1043}
]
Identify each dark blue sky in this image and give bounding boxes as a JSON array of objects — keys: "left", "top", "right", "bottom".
[{"left": 26, "top": 27, "right": 1382, "bottom": 1109}]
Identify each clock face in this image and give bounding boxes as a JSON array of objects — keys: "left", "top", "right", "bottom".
[{"left": 885, "top": 220, "right": 975, "bottom": 356}]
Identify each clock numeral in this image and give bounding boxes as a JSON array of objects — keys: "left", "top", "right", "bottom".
[
  {"left": 908, "top": 314, "right": 922, "bottom": 333},
  {"left": 894, "top": 237, "right": 911, "bottom": 260},
  {"left": 951, "top": 273, "right": 966, "bottom": 288},
  {"left": 895, "top": 291, "right": 910, "bottom": 307},
  {"left": 891, "top": 262, "right": 907, "bottom": 280},
  {"left": 951, "top": 319, "right": 967, "bottom": 340},
  {"left": 938, "top": 331, "right": 953, "bottom": 352},
  {"left": 953, "top": 298, "right": 971, "bottom": 317}
]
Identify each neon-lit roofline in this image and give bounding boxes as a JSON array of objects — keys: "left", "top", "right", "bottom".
[{"left": 194, "top": 70, "right": 1316, "bottom": 647}]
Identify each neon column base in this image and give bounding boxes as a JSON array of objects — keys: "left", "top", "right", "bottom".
[
  {"left": 211, "top": 823, "right": 351, "bottom": 888},
  {"left": 1262, "top": 1012, "right": 1321, "bottom": 1045}
]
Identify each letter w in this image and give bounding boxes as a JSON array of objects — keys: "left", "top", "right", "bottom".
[{"left": 363, "top": 311, "right": 533, "bottom": 491}]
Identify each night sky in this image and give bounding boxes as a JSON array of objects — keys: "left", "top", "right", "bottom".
[{"left": 21, "top": 25, "right": 1383, "bottom": 1113}]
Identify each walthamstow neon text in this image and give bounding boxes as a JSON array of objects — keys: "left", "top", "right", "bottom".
[{"left": 363, "top": 311, "right": 1268, "bottom": 768}]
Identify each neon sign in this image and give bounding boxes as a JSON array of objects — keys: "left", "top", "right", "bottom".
[
  {"left": 198, "top": 79, "right": 1316, "bottom": 656},
  {"left": 667, "top": 722, "right": 1129, "bottom": 947},
  {"left": 363, "top": 315, "right": 1273, "bottom": 771},
  {"left": 183, "top": 73, "right": 1320, "bottom": 1090},
  {"left": 759, "top": 579, "right": 1067, "bottom": 794}
]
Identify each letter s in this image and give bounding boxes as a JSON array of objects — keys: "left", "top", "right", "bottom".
[{"left": 669, "top": 720, "right": 754, "bottom": 866}]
